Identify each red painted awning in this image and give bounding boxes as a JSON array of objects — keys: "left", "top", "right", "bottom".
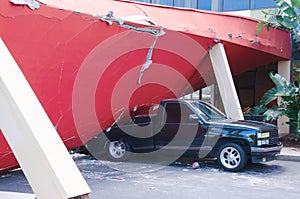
[{"left": 0, "top": 0, "right": 290, "bottom": 172}]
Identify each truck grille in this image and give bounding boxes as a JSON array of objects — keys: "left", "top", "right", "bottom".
[
  {"left": 269, "top": 130, "right": 279, "bottom": 145},
  {"left": 269, "top": 137, "right": 279, "bottom": 145},
  {"left": 259, "top": 129, "right": 279, "bottom": 146}
]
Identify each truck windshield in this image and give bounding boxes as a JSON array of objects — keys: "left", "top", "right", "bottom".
[{"left": 190, "top": 101, "right": 227, "bottom": 122}]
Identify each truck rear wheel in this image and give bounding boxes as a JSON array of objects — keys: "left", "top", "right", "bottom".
[
  {"left": 217, "top": 143, "right": 247, "bottom": 172},
  {"left": 105, "top": 140, "right": 131, "bottom": 161}
]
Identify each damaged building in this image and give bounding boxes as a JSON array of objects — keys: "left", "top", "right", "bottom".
[{"left": 0, "top": 0, "right": 291, "bottom": 172}]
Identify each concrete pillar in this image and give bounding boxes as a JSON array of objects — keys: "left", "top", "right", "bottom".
[
  {"left": 277, "top": 60, "right": 291, "bottom": 137},
  {"left": 209, "top": 43, "right": 244, "bottom": 120},
  {"left": 0, "top": 38, "right": 90, "bottom": 199}
]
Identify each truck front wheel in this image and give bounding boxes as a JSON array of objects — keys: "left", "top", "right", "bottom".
[
  {"left": 217, "top": 143, "right": 247, "bottom": 172},
  {"left": 105, "top": 140, "right": 131, "bottom": 161}
]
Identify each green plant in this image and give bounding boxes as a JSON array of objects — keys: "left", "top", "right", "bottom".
[
  {"left": 256, "top": 0, "right": 300, "bottom": 40},
  {"left": 254, "top": 1, "right": 300, "bottom": 142},
  {"left": 251, "top": 70, "right": 300, "bottom": 142}
]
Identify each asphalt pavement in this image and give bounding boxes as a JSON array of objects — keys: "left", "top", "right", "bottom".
[{"left": 0, "top": 146, "right": 300, "bottom": 199}]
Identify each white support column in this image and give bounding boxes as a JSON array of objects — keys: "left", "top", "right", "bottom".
[
  {"left": 209, "top": 43, "right": 244, "bottom": 120},
  {"left": 277, "top": 60, "right": 291, "bottom": 137},
  {"left": 0, "top": 38, "right": 91, "bottom": 199}
]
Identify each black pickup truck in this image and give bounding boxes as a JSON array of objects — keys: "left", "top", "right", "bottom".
[{"left": 85, "top": 99, "right": 283, "bottom": 172}]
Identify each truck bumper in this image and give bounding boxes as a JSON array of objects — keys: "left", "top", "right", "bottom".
[{"left": 250, "top": 144, "right": 283, "bottom": 163}]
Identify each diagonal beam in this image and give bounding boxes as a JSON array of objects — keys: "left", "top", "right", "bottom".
[
  {"left": 209, "top": 43, "right": 244, "bottom": 120},
  {"left": 0, "top": 38, "right": 90, "bottom": 199}
]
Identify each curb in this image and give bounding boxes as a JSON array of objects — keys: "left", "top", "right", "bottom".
[
  {"left": 276, "top": 147, "right": 300, "bottom": 162},
  {"left": 276, "top": 154, "right": 300, "bottom": 162}
]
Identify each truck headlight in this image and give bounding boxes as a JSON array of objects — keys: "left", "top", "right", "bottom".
[
  {"left": 257, "top": 132, "right": 270, "bottom": 146},
  {"left": 258, "top": 132, "right": 270, "bottom": 138},
  {"left": 257, "top": 140, "right": 269, "bottom": 146}
]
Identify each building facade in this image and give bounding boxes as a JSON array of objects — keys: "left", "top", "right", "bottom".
[{"left": 134, "top": 0, "right": 277, "bottom": 11}]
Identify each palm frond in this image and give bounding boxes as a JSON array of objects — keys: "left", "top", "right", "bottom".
[
  {"left": 260, "top": 87, "right": 278, "bottom": 105},
  {"left": 269, "top": 72, "right": 292, "bottom": 88},
  {"left": 293, "top": 67, "right": 300, "bottom": 73},
  {"left": 297, "top": 110, "right": 300, "bottom": 130},
  {"left": 276, "top": 85, "right": 295, "bottom": 97},
  {"left": 263, "top": 109, "right": 285, "bottom": 121},
  {"left": 249, "top": 105, "right": 268, "bottom": 115}
]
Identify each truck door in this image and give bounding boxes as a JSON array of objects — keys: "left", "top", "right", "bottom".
[{"left": 154, "top": 102, "right": 207, "bottom": 154}]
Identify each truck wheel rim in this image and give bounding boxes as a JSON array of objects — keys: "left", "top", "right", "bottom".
[
  {"left": 109, "top": 141, "right": 126, "bottom": 159},
  {"left": 220, "top": 146, "right": 241, "bottom": 169}
]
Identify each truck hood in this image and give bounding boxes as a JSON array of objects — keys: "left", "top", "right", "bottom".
[{"left": 208, "top": 119, "right": 277, "bottom": 131}]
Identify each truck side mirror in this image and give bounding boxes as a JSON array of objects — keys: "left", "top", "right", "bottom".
[{"left": 189, "top": 114, "right": 198, "bottom": 121}]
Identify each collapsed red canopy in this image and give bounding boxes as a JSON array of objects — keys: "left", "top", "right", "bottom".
[{"left": 0, "top": 0, "right": 290, "bottom": 172}]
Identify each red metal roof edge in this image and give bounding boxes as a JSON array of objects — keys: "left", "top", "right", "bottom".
[{"left": 13, "top": 0, "right": 291, "bottom": 59}]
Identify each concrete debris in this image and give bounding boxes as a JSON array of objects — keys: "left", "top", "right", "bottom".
[
  {"left": 192, "top": 162, "right": 200, "bottom": 169},
  {"left": 138, "top": 35, "right": 157, "bottom": 84},
  {"left": 96, "top": 11, "right": 166, "bottom": 84},
  {"left": 10, "top": 0, "right": 40, "bottom": 10},
  {"left": 96, "top": 11, "right": 124, "bottom": 25}
]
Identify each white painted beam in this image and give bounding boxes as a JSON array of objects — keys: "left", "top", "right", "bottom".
[
  {"left": 277, "top": 60, "right": 291, "bottom": 137},
  {"left": 0, "top": 38, "right": 91, "bottom": 199},
  {"left": 209, "top": 43, "right": 244, "bottom": 120},
  {"left": 0, "top": 191, "right": 35, "bottom": 199}
]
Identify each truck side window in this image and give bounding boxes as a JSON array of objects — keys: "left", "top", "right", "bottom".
[
  {"left": 165, "top": 103, "right": 181, "bottom": 124},
  {"left": 164, "top": 102, "right": 194, "bottom": 124}
]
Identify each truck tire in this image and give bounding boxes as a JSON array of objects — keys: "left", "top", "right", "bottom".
[
  {"left": 217, "top": 143, "right": 247, "bottom": 172},
  {"left": 105, "top": 140, "right": 131, "bottom": 161}
]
